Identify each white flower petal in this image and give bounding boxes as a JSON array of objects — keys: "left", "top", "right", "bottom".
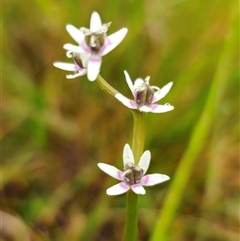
[
  {"left": 80, "top": 53, "right": 91, "bottom": 67},
  {"left": 90, "top": 12, "right": 102, "bottom": 32},
  {"left": 153, "top": 82, "right": 173, "bottom": 102},
  {"left": 124, "top": 71, "right": 134, "bottom": 95},
  {"left": 66, "top": 24, "right": 85, "bottom": 44},
  {"left": 87, "top": 55, "right": 102, "bottom": 81},
  {"left": 133, "top": 78, "right": 145, "bottom": 90},
  {"left": 53, "top": 62, "right": 78, "bottom": 71},
  {"left": 66, "top": 70, "right": 87, "bottom": 79},
  {"left": 139, "top": 105, "right": 152, "bottom": 112},
  {"left": 138, "top": 150, "right": 151, "bottom": 175},
  {"left": 131, "top": 184, "right": 146, "bottom": 195},
  {"left": 123, "top": 144, "right": 135, "bottom": 165},
  {"left": 100, "top": 28, "right": 128, "bottom": 56},
  {"left": 98, "top": 163, "right": 123, "bottom": 181},
  {"left": 141, "top": 174, "right": 170, "bottom": 186},
  {"left": 151, "top": 104, "right": 174, "bottom": 113},
  {"left": 106, "top": 182, "right": 130, "bottom": 195},
  {"left": 63, "top": 43, "right": 86, "bottom": 54},
  {"left": 115, "top": 94, "right": 137, "bottom": 109}
]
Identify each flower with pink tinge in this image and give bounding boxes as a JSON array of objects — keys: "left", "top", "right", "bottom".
[
  {"left": 115, "top": 71, "right": 174, "bottom": 113},
  {"left": 53, "top": 53, "right": 89, "bottom": 79},
  {"left": 63, "top": 11, "right": 128, "bottom": 81},
  {"left": 98, "top": 144, "right": 170, "bottom": 195}
]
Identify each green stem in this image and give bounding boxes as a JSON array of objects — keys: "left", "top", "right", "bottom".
[
  {"left": 131, "top": 111, "right": 147, "bottom": 160},
  {"left": 124, "top": 111, "right": 147, "bottom": 241},
  {"left": 96, "top": 74, "right": 118, "bottom": 97},
  {"left": 94, "top": 74, "right": 147, "bottom": 241},
  {"left": 124, "top": 191, "right": 138, "bottom": 241}
]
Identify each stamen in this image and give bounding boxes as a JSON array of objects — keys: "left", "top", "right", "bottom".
[
  {"left": 135, "top": 83, "right": 154, "bottom": 107},
  {"left": 80, "top": 27, "right": 92, "bottom": 35},
  {"left": 73, "top": 53, "right": 84, "bottom": 68},
  {"left": 145, "top": 76, "right": 150, "bottom": 83},
  {"left": 151, "top": 86, "right": 161, "bottom": 92},
  {"left": 123, "top": 163, "right": 144, "bottom": 185},
  {"left": 66, "top": 50, "right": 73, "bottom": 58},
  {"left": 95, "top": 22, "right": 111, "bottom": 34}
]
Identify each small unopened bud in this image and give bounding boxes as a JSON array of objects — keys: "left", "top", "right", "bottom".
[
  {"left": 135, "top": 83, "right": 154, "bottom": 107},
  {"left": 123, "top": 163, "right": 144, "bottom": 185}
]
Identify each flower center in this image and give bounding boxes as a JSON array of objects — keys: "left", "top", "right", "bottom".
[
  {"left": 135, "top": 83, "right": 154, "bottom": 107},
  {"left": 85, "top": 34, "right": 105, "bottom": 54},
  {"left": 123, "top": 163, "right": 144, "bottom": 185},
  {"left": 82, "top": 23, "right": 111, "bottom": 54}
]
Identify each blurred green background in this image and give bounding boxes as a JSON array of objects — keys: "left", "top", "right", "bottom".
[{"left": 2, "top": 0, "right": 239, "bottom": 240}]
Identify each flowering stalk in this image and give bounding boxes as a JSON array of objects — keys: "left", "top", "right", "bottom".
[
  {"left": 54, "top": 11, "right": 172, "bottom": 241},
  {"left": 124, "top": 110, "right": 147, "bottom": 241},
  {"left": 94, "top": 74, "right": 148, "bottom": 241},
  {"left": 96, "top": 74, "right": 118, "bottom": 97},
  {"left": 95, "top": 72, "right": 146, "bottom": 241},
  {"left": 95, "top": 73, "right": 168, "bottom": 241}
]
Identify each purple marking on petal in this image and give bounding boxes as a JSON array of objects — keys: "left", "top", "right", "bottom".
[
  {"left": 151, "top": 104, "right": 158, "bottom": 110},
  {"left": 99, "top": 38, "right": 111, "bottom": 55},
  {"left": 74, "top": 64, "right": 80, "bottom": 71},
  {"left": 90, "top": 56, "right": 101, "bottom": 63},
  {"left": 142, "top": 175, "right": 150, "bottom": 185},
  {"left": 99, "top": 45, "right": 107, "bottom": 55},
  {"left": 132, "top": 184, "right": 141, "bottom": 188},
  {"left": 152, "top": 95, "right": 157, "bottom": 102},
  {"left": 117, "top": 171, "right": 123, "bottom": 180},
  {"left": 106, "top": 38, "right": 112, "bottom": 45},
  {"left": 82, "top": 41, "right": 90, "bottom": 53},
  {"left": 120, "top": 182, "right": 129, "bottom": 190},
  {"left": 130, "top": 100, "right": 136, "bottom": 108}
]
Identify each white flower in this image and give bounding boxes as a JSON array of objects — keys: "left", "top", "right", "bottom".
[
  {"left": 63, "top": 11, "right": 128, "bottom": 81},
  {"left": 53, "top": 53, "right": 88, "bottom": 79},
  {"left": 115, "top": 71, "right": 174, "bottom": 113},
  {"left": 98, "top": 144, "right": 170, "bottom": 195}
]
